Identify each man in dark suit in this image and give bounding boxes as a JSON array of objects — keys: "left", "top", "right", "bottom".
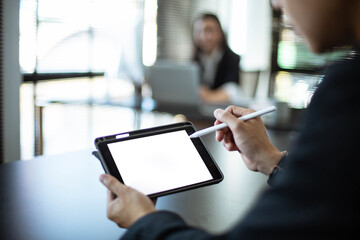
[{"left": 99, "top": 0, "right": 360, "bottom": 238}]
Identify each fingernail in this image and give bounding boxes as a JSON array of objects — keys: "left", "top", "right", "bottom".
[
  {"left": 214, "top": 109, "right": 223, "bottom": 117},
  {"left": 99, "top": 174, "right": 107, "bottom": 184}
]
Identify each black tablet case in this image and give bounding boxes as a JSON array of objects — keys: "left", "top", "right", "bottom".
[{"left": 93, "top": 122, "right": 223, "bottom": 197}]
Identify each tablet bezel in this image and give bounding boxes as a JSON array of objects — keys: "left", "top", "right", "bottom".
[{"left": 95, "top": 122, "right": 223, "bottom": 198}]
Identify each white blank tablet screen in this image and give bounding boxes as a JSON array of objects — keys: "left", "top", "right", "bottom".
[{"left": 108, "top": 130, "right": 212, "bottom": 195}]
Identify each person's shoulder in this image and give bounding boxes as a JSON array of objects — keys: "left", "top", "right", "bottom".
[
  {"left": 312, "top": 51, "right": 360, "bottom": 99},
  {"left": 307, "top": 51, "right": 360, "bottom": 120},
  {"left": 324, "top": 51, "right": 360, "bottom": 83},
  {"left": 223, "top": 47, "right": 240, "bottom": 62}
]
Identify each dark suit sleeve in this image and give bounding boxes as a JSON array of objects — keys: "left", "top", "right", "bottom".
[
  {"left": 266, "top": 154, "right": 287, "bottom": 186},
  {"left": 121, "top": 211, "right": 220, "bottom": 240},
  {"left": 224, "top": 58, "right": 360, "bottom": 239},
  {"left": 122, "top": 58, "right": 360, "bottom": 239}
]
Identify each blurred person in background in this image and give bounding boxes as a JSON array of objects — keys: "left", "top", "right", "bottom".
[{"left": 192, "top": 13, "right": 241, "bottom": 104}]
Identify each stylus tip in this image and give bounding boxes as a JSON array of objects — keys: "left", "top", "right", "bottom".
[{"left": 189, "top": 133, "right": 198, "bottom": 138}]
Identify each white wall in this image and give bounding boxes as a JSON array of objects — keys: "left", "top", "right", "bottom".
[
  {"left": 241, "top": 0, "right": 272, "bottom": 72},
  {"left": 2, "top": 0, "right": 21, "bottom": 163}
]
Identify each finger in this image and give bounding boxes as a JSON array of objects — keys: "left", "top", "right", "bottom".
[
  {"left": 215, "top": 125, "right": 227, "bottom": 142},
  {"left": 223, "top": 132, "right": 238, "bottom": 151},
  {"left": 225, "top": 105, "right": 254, "bottom": 118},
  {"left": 214, "top": 111, "right": 223, "bottom": 128},
  {"left": 216, "top": 106, "right": 257, "bottom": 130},
  {"left": 107, "top": 190, "right": 117, "bottom": 204},
  {"left": 214, "top": 110, "right": 230, "bottom": 142},
  {"left": 215, "top": 129, "right": 223, "bottom": 142},
  {"left": 100, "top": 174, "right": 125, "bottom": 196},
  {"left": 215, "top": 130, "right": 223, "bottom": 142},
  {"left": 223, "top": 141, "right": 234, "bottom": 151},
  {"left": 214, "top": 108, "right": 243, "bottom": 131},
  {"left": 214, "top": 119, "right": 230, "bottom": 133},
  {"left": 215, "top": 127, "right": 231, "bottom": 143}
]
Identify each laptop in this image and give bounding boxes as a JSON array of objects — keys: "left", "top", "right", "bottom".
[
  {"left": 147, "top": 61, "right": 216, "bottom": 119},
  {"left": 147, "top": 61, "right": 249, "bottom": 120},
  {"left": 148, "top": 61, "right": 201, "bottom": 105}
]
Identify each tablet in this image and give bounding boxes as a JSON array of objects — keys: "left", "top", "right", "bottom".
[{"left": 94, "top": 122, "right": 223, "bottom": 198}]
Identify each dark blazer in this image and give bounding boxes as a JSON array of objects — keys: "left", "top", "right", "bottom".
[
  {"left": 121, "top": 54, "right": 360, "bottom": 239},
  {"left": 195, "top": 48, "right": 240, "bottom": 90}
]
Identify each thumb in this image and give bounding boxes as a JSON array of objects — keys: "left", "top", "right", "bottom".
[
  {"left": 99, "top": 174, "right": 125, "bottom": 196},
  {"left": 214, "top": 108, "right": 242, "bottom": 131}
]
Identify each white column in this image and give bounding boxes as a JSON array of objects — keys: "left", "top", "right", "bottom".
[{"left": 2, "top": 0, "right": 21, "bottom": 163}]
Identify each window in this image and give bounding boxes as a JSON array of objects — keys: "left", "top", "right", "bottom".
[
  {"left": 20, "top": 0, "right": 144, "bottom": 75},
  {"left": 19, "top": 0, "right": 146, "bottom": 159},
  {"left": 270, "top": 10, "right": 353, "bottom": 108},
  {"left": 276, "top": 28, "right": 349, "bottom": 71}
]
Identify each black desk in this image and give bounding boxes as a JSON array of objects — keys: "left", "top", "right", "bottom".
[
  {"left": 0, "top": 131, "right": 293, "bottom": 240},
  {"left": 0, "top": 150, "right": 126, "bottom": 240}
]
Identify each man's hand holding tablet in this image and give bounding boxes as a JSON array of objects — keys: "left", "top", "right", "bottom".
[{"left": 99, "top": 173, "right": 157, "bottom": 228}]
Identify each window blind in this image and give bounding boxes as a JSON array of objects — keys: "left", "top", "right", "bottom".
[{"left": 157, "top": 0, "right": 222, "bottom": 62}]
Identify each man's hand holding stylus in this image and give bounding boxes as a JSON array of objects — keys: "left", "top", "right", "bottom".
[{"left": 214, "top": 105, "right": 284, "bottom": 176}]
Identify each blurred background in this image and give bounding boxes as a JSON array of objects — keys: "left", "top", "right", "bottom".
[{"left": 1, "top": 0, "right": 351, "bottom": 163}]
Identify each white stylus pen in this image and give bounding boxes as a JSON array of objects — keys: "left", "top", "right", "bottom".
[{"left": 189, "top": 106, "right": 277, "bottom": 138}]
